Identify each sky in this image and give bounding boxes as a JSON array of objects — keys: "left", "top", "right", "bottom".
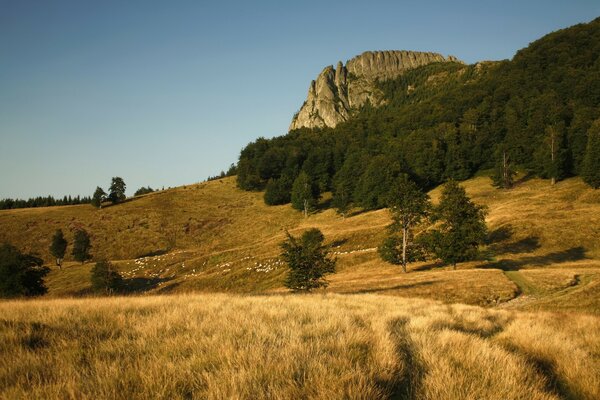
[{"left": 1, "top": 0, "right": 599, "bottom": 198}]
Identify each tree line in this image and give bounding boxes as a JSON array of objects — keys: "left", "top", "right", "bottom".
[
  {"left": 236, "top": 17, "right": 600, "bottom": 214},
  {"left": 0, "top": 195, "right": 92, "bottom": 210}
]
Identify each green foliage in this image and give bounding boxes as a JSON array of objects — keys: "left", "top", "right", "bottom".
[
  {"left": 291, "top": 172, "right": 320, "bottom": 216},
  {"left": 72, "top": 230, "right": 91, "bottom": 264},
  {"left": 378, "top": 235, "right": 402, "bottom": 265},
  {"left": 264, "top": 173, "right": 294, "bottom": 205},
  {"left": 50, "top": 229, "right": 67, "bottom": 267},
  {"left": 582, "top": 119, "right": 600, "bottom": 188},
  {"left": 108, "top": 177, "right": 126, "bottom": 204},
  {"left": 90, "top": 260, "right": 123, "bottom": 294},
  {"left": 0, "top": 243, "right": 49, "bottom": 298},
  {"left": 91, "top": 186, "right": 106, "bottom": 208},
  {"left": 381, "top": 175, "right": 430, "bottom": 272},
  {"left": 491, "top": 146, "right": 517, "bottom": 189},
  {"left": 134, "top": 186, "right": 154, "bottom": 196},
  {"left": 280, "top": 228, "right": 336, "bottom": 291},
  {"left": 424, "top": 181, "right": 487, "bottom": 268},
  {"left": 236, "top": 18, "right": 600, "bottom": 203}
]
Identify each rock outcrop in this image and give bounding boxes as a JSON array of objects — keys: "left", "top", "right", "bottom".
[{"left": 289, "top": 50, "right": 461, "bottom": 131}]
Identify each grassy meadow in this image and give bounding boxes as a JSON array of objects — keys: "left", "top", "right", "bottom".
[{"left": 1, "top": 293, "right": 599, "bottom": 400}]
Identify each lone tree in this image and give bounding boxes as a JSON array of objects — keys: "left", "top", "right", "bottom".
[
  {"left": 72, "top": 229, "right": 91, "bottom": 264},
  {"left": 91, "top": 186, "right": 107, "bottom": 208},
  {"left": 108, "top": 177, "right": 126, "bottom": 204},
  {"left": 581, "top": 119, "right": 600, "bottom": 189},
  {"left": 49, "top": 229, "right": 68, "bottom": 269},
  {"left": 280, "top": 228, "right": 336, "bottom": 291},
  {"left": 291, "top": 172, "right": 320, "bottom": 217},
  {"left": 378, "top": 175, "right": 430, "bottom": 273},
  {"left": 424, "top": 180, "right": 487, "bottom": 269},
  {"left": 0, "top": 243, "right": 49, "bottom": 298},
  {"left": 90, "top": 260, "right": 123, "bottom": 294}
]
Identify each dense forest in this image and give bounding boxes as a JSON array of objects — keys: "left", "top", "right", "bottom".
[{"left": 236, "top": 17, "right": 600, "bottom": 211}]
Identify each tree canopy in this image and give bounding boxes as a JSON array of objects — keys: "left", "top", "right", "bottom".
[{"left": 0, "top": 244, "right": 49, "bottom": 298}]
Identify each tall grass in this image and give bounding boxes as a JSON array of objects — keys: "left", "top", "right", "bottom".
[{"left": 1, "top": 293, "right": 598, "bottom": 399}]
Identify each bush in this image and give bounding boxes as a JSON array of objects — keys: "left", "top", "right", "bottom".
[{"left": 90, "top": 260, "right": 123, "bottom": 294}]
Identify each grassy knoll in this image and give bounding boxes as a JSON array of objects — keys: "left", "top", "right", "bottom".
[{"left": 1, "top": 293, "right": 599, "bottom": 399}]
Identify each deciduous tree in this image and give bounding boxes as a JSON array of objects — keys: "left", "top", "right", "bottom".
[
  {"left": 72, "top": 230, "right": 91, "bottom": 264},
  {"left": 50, "top": 229, "right": 67, "bottom": 268}
]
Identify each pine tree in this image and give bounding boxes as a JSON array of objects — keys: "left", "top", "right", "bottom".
[
  {"left": 108, "top": 177, "right": 126, "bottom": 204},
  {"left": 424, "top": 180, "right": 487, "bottom": 269},
  {"left": 491, "top": 146, "right": 517, "bottom": 189},
  {"left": 291, "top": 172, "right": 320, "bottom": 217},
  {"left": 49, "top": 229, "right": 67, "bottom": 269},
  {"left": 280, "top": 228, "right": 336, "bottom": 291},
  {"left": 90, "top": 260, "right": 123, "bottom": 294},
  {"left": 72, "top": 230, "right": 91, "bottom": 264},
  {"left": 379, "top": 175, "right": 430, "bottom": 272},
  {"left": 91, "top": 187, "right": 106, "bottom": 208},
  {"left": 581, "top": 119, "right": 600, "bottom": 189}
]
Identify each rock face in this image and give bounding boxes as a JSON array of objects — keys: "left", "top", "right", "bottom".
[{"left": 289, "top": 50, "right": 461, "bottom": 131}]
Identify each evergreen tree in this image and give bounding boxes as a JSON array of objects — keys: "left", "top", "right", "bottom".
[
  {"left": 581, "top": 119, "right": 600, "bottom": 188},
  {"left": 332, "top": 152, "right": 368, "bottom": 216},
  {"left": 49, "top": 229, "right": 68, "bottom": 269},
  {"left": 291, "top": 172, "right": 320, "bottom": 217},
  {"left": 424, "top": 180, "right": 487, "bottom": 269},
  {"left": 0, "top": 243, "right": 49, "bottom": 298},
  {"left": 91, "top": 187, "right": 106, "bottom": 208},
  {"left": 280, "top": 228, "right": 336, "bottom": 291},
  {"left": 379, "top": 175, "right": 430, "bottom": 272},
  {"left": 491, "top": 146, "right": 517, "bottom": 189},
  {"left": 108, "top": 177, "right": 126, "bottom": 204},
  {"left": 72, "top": 230, "right": 91, "bottom": 264},
  {"left": 90, "top": 260, "right": 123, "bottom": 294}
]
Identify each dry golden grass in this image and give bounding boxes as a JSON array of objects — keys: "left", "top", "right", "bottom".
[
  {"left": 1, "top": 175, "right": 600, "bottom": 313},
  {"left": 1, "top": 293, "right": 599, "bottom": 399}
]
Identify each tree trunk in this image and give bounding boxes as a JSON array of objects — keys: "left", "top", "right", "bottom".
[
  {"left": 303, "top": 199, "right": 308, "bottom": 218},
  {"left": 402, "top": 226, "right": 408, "bottom": 273},
  {"left": 453, "top": 262, "right": 456, "bottom": 270}
]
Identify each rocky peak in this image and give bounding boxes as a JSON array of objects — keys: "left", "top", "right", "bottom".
[{"left": 290, "top": 50, "right": 461, "bottom": 131}]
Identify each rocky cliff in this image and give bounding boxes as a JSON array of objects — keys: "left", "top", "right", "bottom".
[{"left": 289, "top": 50, "right": 461, "bottom": 131}]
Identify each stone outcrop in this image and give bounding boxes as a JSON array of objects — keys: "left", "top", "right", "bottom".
[{"left": 289, "top": 50, "right": 461, "bottom": 131}]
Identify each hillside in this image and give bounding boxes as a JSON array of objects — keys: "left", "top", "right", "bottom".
[{"left": 1, "top": 174, "right": 599, "bottom": 313}]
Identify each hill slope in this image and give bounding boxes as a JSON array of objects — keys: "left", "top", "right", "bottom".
[{"left": 1, "top": 175, "right": 599, "bottom": 312}]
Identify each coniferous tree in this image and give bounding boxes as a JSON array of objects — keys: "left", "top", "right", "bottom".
[
  {"left": 424, "top": 180, "right": 487, "bottom": 269},
  {"left": 291, "top": 172, "right": 320, "bottom": 217},
  {"left": 49, "top": 229, "right": 68, "bottom": 269},
  {"left": 332, "top": 152, "right": 368, "bottom": 216},
  {"left": 0, "top": 244, "right": 49, "bottom": 298},
  {"left": 72, "top": 230, "right": 91, "bottom": 264},
  {"left": 491, "top": 146, "right": 517, "bottom": 189},
  {"left": 280, "top": 228, "right": 336, "bottom": 291},
  {"left": 90, "top": 260, "right": 123, "bottom": 294},
  {"left": 581, "top": 119, "right": 600, "bottom": 189},
  {"left": 91, "top": 187, "right": 107, "bottom": 208},
  {"left": 108, "top": 177, "right": 126, "bottom": 204}
]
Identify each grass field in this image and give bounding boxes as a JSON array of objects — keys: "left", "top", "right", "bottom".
[
  {"left": 1, "top": 174, "right": 600, "bottom": 312},
  {"left": 1, "top": 293, "right": 599, "bottom": 400}
]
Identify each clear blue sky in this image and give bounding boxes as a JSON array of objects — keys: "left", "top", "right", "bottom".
[{"left": 1, "top": 0, "right": 598, "bottom": 198}]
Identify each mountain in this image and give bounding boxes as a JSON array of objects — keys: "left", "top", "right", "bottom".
[
  {"left": 237, "top": 17, "right": 600, "bottom": 202},
  {"left": 289, "top": 50, "right": 461, "bottom": 130}
]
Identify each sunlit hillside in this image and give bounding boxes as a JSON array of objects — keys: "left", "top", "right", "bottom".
[{"left": 1, "top": 175, "right": 599, "bottom": 312}]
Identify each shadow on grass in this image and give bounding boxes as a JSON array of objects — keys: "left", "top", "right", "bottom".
[
  {"left": 135, "top": 249, "right": 168, "bottom": 258},
  {"left": 487, "top": 225, "right": 541, "bottom": 255},
  {"left": 480, "top": 246, "right": 588, "bottom": 271},
  {"left": 350, "top": 281, "right": 435, "bottom": 294},
  {"left": 411, "top": 261, "right": 445, "bottom": 272},
  {"left": 121, "top": 277, "right": 172, "bottom": 293}
]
